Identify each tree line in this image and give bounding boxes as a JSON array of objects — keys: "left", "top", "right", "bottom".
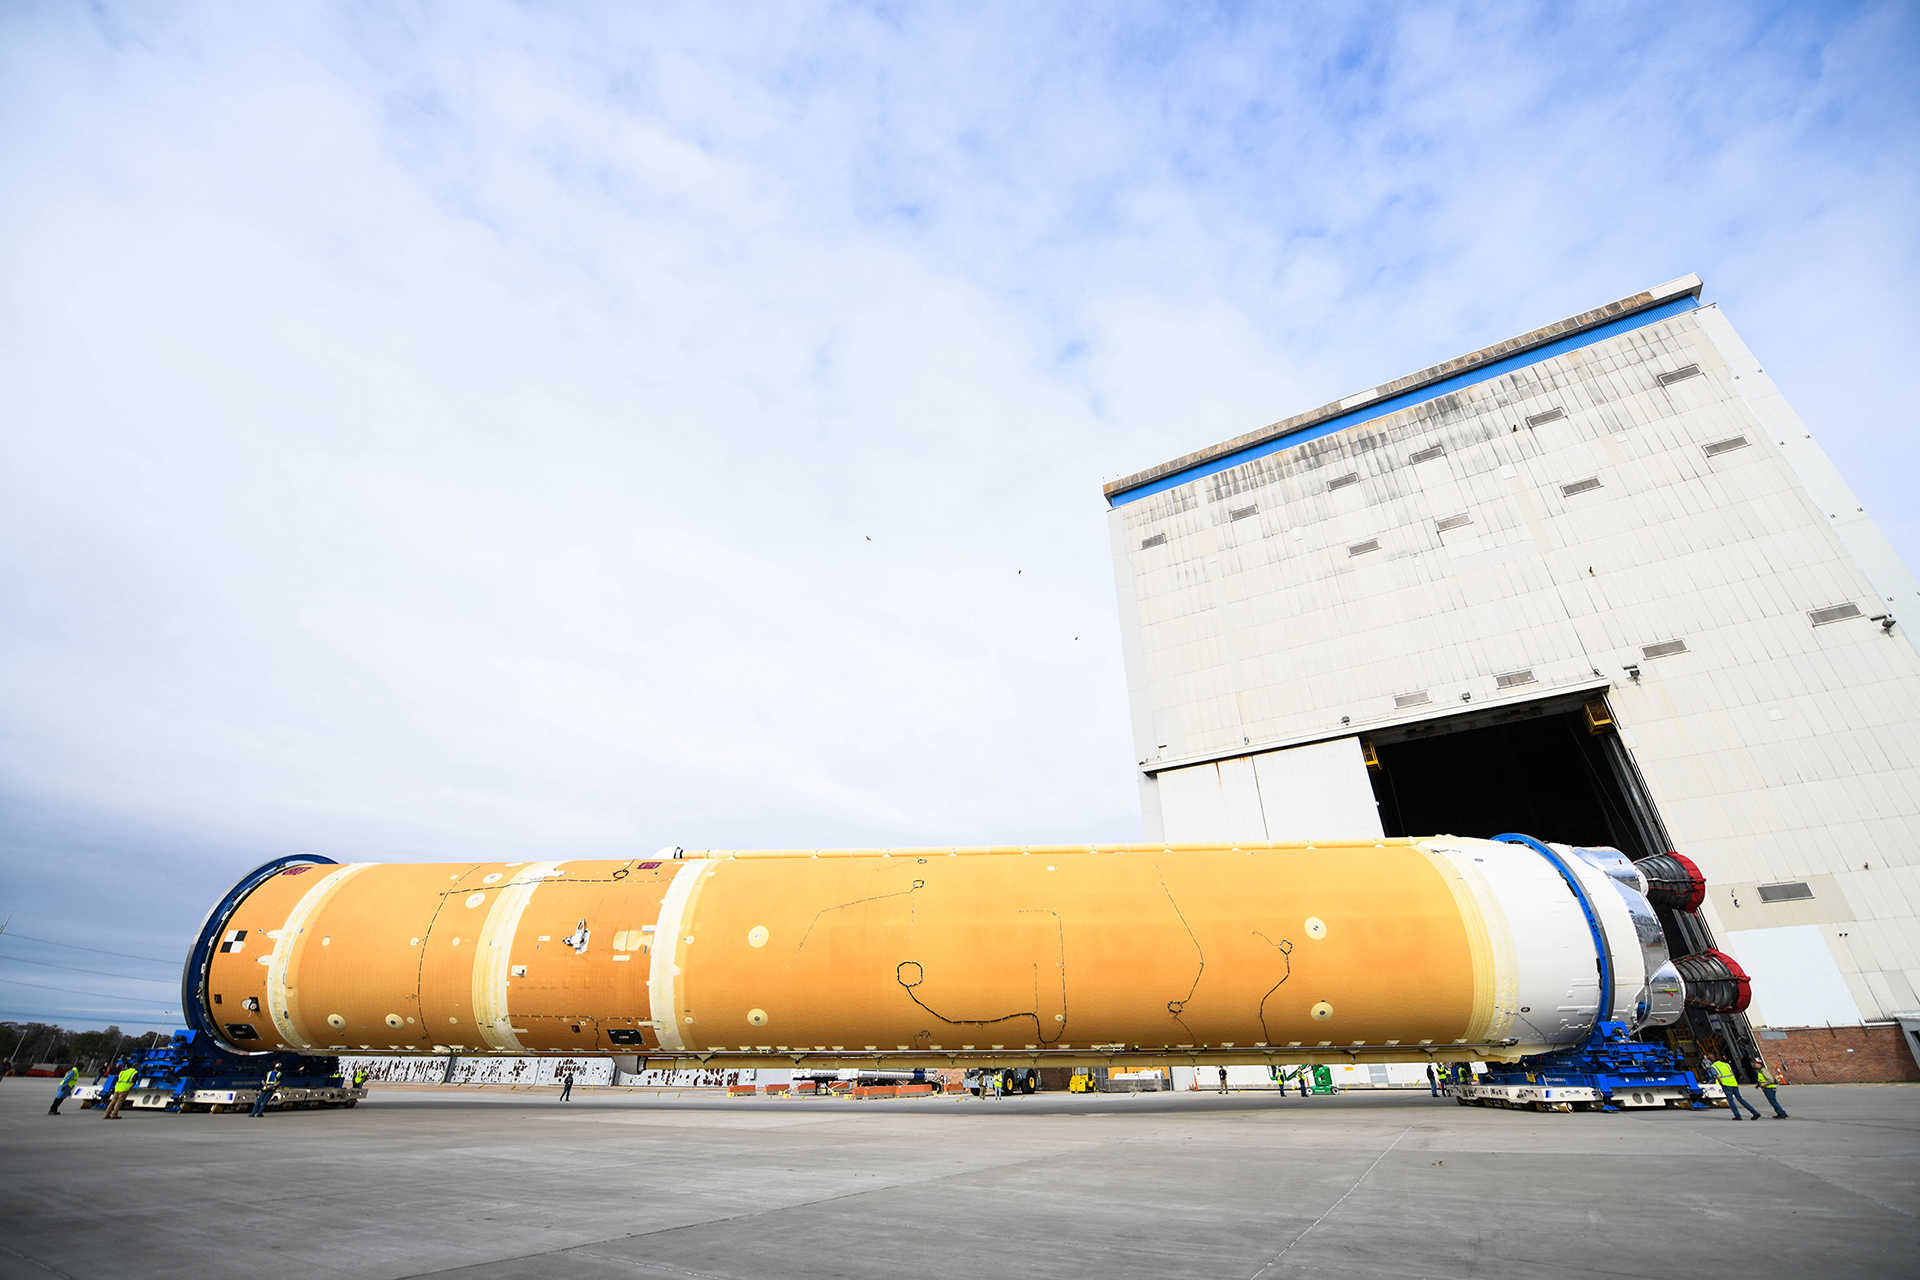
[{"left": 2, "top": 1021, "right": 172, "bottom": 1075}]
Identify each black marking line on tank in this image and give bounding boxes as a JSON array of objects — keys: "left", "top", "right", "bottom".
[
  {"left": 409, "top": 862, "right": 488, "bottom": 1043},
  {"left": 1507, "top": 1007, "right": 1555, "bottom": 1045},
  {"left": 1252, "top": 932, "right": 1294, "bottom": 1046},
  {"left": 788, "top": 880, "right": 926, "bottom": 965},
  {"left": 894, "top": 909, "right": 1068, "bottom": 1046},
  {"left": 1158, "top": 867, "right": 1205, "bottom": 1042}
]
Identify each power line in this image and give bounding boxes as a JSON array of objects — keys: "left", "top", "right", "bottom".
[
  {"left": 0, "top": 952, "right": 177, "bottom": 983},
  {"left": 0, "top": 1011, "right": 179, "bottom": 1027},
  {"left": 0, "top": 927, "right": 177, "bottom": 966},
  {"left": 0, "top": 976, "right": 178, "bottom": 1006}
]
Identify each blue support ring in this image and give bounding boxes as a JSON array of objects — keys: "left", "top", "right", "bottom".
[
  {"left": 179, "top": 853, "right": 339, "bottom": 1045},
  {"left": 1495, "top": 833, "right": 1614, "bottom": 1032}
]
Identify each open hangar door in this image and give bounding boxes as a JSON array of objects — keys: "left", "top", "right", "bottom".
[
  {"left": 1364, "top": 690, "right": 1648, "bottom": 858},
  {"left": 1363, "top": 690, "right": 1762, "bottom": 1075}
]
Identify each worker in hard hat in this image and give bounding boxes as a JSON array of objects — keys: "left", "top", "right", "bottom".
[
  {"left": 1753, "top": 1057, "right": 1790, "bottom": 1119},
  {"left": 1710, "top": 1056, "right": 1760, "bottom": 1121},
  {"left": 250, "top": 1064, "right": 283, "bottom": 1118},
  {"left": 101, "top": 1063, "right": 138, "bottom": 1119},
  {"left": 352, "top": 1067, "right": 369, "bottom": 1089},
  {"left": 48, "top": 1065, "right": 79, "bottom": 1115}
]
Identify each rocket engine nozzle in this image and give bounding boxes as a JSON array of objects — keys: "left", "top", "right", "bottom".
[
  {"left": 1672, "top": 948, "right": 1751, "bottom": 1014},
  {"left": 1635, "top": 851, "right": 1707, "bottom": 914}
]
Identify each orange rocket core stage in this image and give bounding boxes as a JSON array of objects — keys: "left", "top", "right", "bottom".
[{"left": 198, "top": 841, "right": 1510, "bottom": 1068}]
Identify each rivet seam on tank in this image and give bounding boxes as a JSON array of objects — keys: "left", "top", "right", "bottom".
[
  {"left": 265, "top": 862, "right": 373, "bottom": 1051},
  {"left": 1305, "top": 918, "right": 1327, "bottom": 940},
  {"left": 472, "top": 859, "right": 564, "bottom": 1054}
]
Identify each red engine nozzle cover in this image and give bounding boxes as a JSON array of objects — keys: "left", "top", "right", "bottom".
[
  {"left": 1636, "top": 850, "right": 1707, "bottom": 914},
  {"left": 1673, "top": 948, "right": 1752, "bottom": 1014}
]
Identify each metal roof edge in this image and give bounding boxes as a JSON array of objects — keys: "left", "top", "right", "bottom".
[
  {"left": 1103, "top": 274, "right": 1704, "bottom": 502},
  {"left": 1137, "top": 675, "right": 1616, "bottom": 776}
]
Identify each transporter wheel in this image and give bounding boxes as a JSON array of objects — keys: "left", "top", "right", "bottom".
[
  {"left": 1021, "top": 1073, "right": 1036, "bottom": 1095},
  {"left": 346, "top": 1099, "right": 358, "bottom": 1108}
]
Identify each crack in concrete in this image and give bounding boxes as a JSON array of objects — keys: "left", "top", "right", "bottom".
[
  {"left": 393, "top": 1129, "right": 1121, "bottom": 1279},
  {"left": 1692, "top": 1127, "right": 1915, "bottom": 1220},
  {"left": 1247, "top": 1122, "right": 1418, "bottom": 1278}
]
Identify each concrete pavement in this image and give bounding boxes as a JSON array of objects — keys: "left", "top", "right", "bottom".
[{"left": 1, "top": 1081, "right": 1913, "bottom": 1278}]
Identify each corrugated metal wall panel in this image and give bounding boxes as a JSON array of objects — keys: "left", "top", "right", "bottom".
[{"left": 1110, "top": 304, "right": 1920, "bottom": 1025}]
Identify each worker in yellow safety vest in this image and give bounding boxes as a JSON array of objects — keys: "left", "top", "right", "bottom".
[
  {"left": 102, "top": 1065, "right": 138, "bottom": 1120},
  {"left": 49, "top": 1066, "right": 80, "bottom": 1115},
  {"left": 1752, "top": 1057, "right": 1790, "bottom": 1119},
  {"left": 250, "top": 1065, "right": 283, "bottom": 1118},
  {"left": 1711, "top": 1057, "right": 1760, "bottom": 1121}
]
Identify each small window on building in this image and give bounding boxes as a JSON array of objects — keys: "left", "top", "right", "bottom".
[
  {"left": 1434, "top": 513, "right": 1472, "bottom": 533},
  {"left": 1526, "top": 408, "right": 1566, "bottom": 428},
  {"left": 1658, "top": 364, "right": 1702, "bottom": 387},
  {"left": 1394, "top": 691, "right": 1431, "bottom": 709},
  {"left": 1756, "top": 882, "right": 1814, "bottom": 903},
  {"left": 1409, "top": 445, "right": 1446, "bottom": 465},
  {"left": 1348, "top": 539, "right": 1381, "bottom": 557},
  {"left": 1642, "top": 639, "right": 1688, "bottom": 659},
  {"left": 1808, "top": 603, "right": 1862, "bottom": 626},
  {"left": 1229, "top": 505, "right": 1258, "bottom": 522},
  {"left": 1703, "top": 436, "right": 1750, "bottom": 458},
  {"left": 1495, "top": 669, "right": 1536, "bottom": 689},
  {"left": 1139, "top": 533, "right": 1167, "bottom": 549},
  {"left": 1562, "top": 477, "right": 1603, "bottom": 497},
  {"left": 1327, "top": 472, "right": 1360, "bottom": 492}
]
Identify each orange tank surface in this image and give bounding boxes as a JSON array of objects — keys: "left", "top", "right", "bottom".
[{"left": 195, "top": 839, "right": 1606, "bottom": 1070}]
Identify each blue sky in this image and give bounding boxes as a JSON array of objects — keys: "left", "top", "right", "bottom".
[{"left": 3, "top": 1, "right": 1916, "bottom": 1029}]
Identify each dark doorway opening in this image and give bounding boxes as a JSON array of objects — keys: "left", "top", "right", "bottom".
[
  {"left": 1364, "top": 694, "right": 1762, "bottom": 1075},
  {"left": 1368, "top": 703, "right": 1650, "bottom": 856}
]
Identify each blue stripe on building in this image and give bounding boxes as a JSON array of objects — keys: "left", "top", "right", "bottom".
[{"left": 1109, "top": 294, "right": 1702, "bottom": 507}]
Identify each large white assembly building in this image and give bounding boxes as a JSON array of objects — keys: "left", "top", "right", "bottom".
[{"left": 1103, "top": 275, "right": 1920, "bottom": 1079}]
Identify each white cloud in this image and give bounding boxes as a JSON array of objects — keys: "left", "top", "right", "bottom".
[{"left": 1, "top": 0, "right": 1914, "bottom": 1024}]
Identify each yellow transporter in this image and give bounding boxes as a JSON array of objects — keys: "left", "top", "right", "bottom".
[{"left": 189, "top": 836, "right": 1684, "bottom": 1073}]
